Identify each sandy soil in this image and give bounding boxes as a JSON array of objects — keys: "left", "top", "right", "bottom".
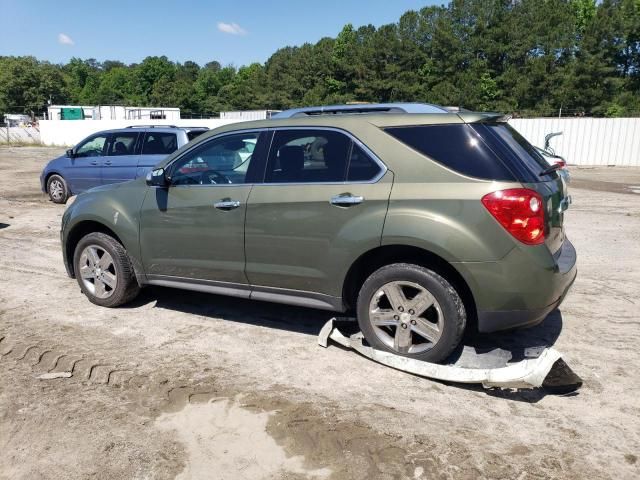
[{"left": 0, "top": 146, "right": 639, "bottom": 479}]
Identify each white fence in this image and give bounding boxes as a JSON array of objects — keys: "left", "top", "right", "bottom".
[
  {"left": 0, "top": 126, "right": 41, "bottom": 144},
  {"left": 27, "top": 117, "right": 640, "bottom": 167},
  {"left": 509, "top": 117, "right": 640, "bottom": 166}
]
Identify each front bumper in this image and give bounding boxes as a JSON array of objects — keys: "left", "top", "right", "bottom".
[{"left": 459, "top": 239, "right": 577, "bottom": 333}]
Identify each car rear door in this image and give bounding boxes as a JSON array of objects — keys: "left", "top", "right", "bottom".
[
  {"left": 139, "top": 130, "right": 268, "bottom": 286},
  {"left": 101, "top": 131, "right": 141, "bottom": 185},
  {"left": 136, "top": 130, "right": 180, "bottom": 179},
  {"left": 244, "top": 128, "right": 393, "bottom": 305}
]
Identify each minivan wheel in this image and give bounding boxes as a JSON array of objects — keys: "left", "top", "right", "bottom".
[
  {"left": 357, "top": 263, "right": 466, "bottom": 363},
  {"left": 47, "top": 174, "right": 69, "bottom": 204},
  {"left": 73, "top": 232, "right": 140, "bottom": 307}
]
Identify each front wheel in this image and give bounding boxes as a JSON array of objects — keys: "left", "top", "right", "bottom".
[
  {"left": 357, "top": 263, "right": 466, "bottom": 363},
  {"left": 47, "top": 174, "right": 69, "bottom": 204},
  {"left": 73, "top": 232, "right": 140, "bottom": 307}
]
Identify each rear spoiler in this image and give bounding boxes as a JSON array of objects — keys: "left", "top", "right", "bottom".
[{"left": 458, "top": 112, "right": 512, "bottom": 123}]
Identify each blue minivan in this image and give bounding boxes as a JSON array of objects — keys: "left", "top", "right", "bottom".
[{"left": 41, "top": 125, "right": 207, "bottom": 203}]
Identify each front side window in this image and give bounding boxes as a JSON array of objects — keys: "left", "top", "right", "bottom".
[
  {"left": 170, "top": 132, "right": 259, "bottom": 185},
  {"left": 75, "top": 135, "right": 107, "bottom": 158},
  {"left": 107, "top": 132, "right": 139, "bottom": 156},
  {"left": 142, "top": 132, "right": 178, "bottom": 155},
  {"left": 265, "top": 129, "right": 351, "bottom": 183}
]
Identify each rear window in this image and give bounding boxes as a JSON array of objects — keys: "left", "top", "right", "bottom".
[
  {"left": 472, "top": 124, "right": 553, "bottom": 182},
  {"left": 187, "top": 130, "right": 207, "bottom": 141},
  {"left": 142, "top": 132, "right": 178, "bottom": 155},
  {"left": 385, "top": 124, "right": 515, "bottom": 181}
]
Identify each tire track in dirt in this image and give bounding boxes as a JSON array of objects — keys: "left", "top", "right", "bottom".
[{"left": 0, "top": 333, "right": 220, "bottom": 410}]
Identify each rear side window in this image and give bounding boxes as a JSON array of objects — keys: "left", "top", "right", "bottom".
[
  {"left": 265, "top": 129, "right": 351, "bottom": 183},
  {"left": 347, "top": 144, "right": 382, "bottom": 181},
  {"left": 385, "top": 124, "right": 515, "bottom": 181},
  {"left": 142, "top": 132, "right": 178, "bottom": 155},
  {"left": 107, "top": 132, "right": 139, "bottom": 156}
]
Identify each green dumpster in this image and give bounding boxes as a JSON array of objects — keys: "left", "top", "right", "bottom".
[{"left": 60, "top": 107, "right": 85, "bottom": 120}]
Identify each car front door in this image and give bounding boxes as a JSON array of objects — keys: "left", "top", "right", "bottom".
[
  {"left": 139, "top": 130, "right": 269, "bottom": 287},
  {"left": 66, "top": 133, "right": 108, "bottom": 193},
  {"left": 244, "top": 128, "right": 393, "bottom": 306},
  {"left": 101, "top": 131, "right": 141, "bottom": 185}
]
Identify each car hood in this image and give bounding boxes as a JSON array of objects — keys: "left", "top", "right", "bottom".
[{"left": 44, "top": 154, "right": 68, "bottom": 170}]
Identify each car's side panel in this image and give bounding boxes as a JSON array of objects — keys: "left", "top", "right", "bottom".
[
  {"left": 244, "top": 171, "right": 393, "bottom": 298},
  {"left": 381, "top": 181, "right": 519, "bottom": 263},
  {"left": 64, "top": 156, "right": 103, "bottom": 193},
  {"left": 61, "top": 179, "right": 149, "bottom": 279}
]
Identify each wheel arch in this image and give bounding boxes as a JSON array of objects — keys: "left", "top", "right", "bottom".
[
  {"left": 44, "top": 171, "right": 66, "bottom": 193},
  {"left": 64, "top": 221, "right": 126, "bottom": 278},
  {"left": 342, "top": 244, "right": 477, "bottom": 330}
]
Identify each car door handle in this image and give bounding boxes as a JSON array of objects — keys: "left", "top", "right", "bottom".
[
  {"left": 214, "top": 199, "right": 241, "bottom": 210},
  {"left": 330, "top": 194, "right": 364, "bottom": 207},
  {"left": 91, "top": 160, "right": 99, "bottom": 166},
  {"left": 104, "top": 161, "right": 112, "bottom": 166}
]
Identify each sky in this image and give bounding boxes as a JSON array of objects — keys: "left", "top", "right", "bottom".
[{"left": 0, "top": 0, "right": 440, "bottom": 67}]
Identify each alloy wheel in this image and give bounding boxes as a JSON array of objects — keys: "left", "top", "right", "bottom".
[
  {"left": 78, "top": 245, "right": 117, "bottom": 299},
  {"left": 368, "top": 280, "right": 443, "bottom": 354},
  {"left": 49, "top": 179, "right": 64, "bottom": 201}
]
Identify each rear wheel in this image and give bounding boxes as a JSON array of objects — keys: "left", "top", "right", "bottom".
[
  {"left": 357, "top": 263, "right": 466, "bottom": 363},
  {"left": 73, "top": 232, "right": 140, "bottom": 307},
  {"left": 47, "top": 174, "right": 69, "bottom": 204}
]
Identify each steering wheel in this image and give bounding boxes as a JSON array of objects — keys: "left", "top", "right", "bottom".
[{"left": 199, "top": 169, "right": 232, "bottom": 185}]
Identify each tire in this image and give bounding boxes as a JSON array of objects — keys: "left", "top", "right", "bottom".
[
  {"left": 357, "top": 263, "right": 466, "bottom": 363},
  {"left": 47, "top": 174, "right": 69, "bottom": 204},
  {"left": 73, "top": 232, "right": 140, "bottom": 307}
]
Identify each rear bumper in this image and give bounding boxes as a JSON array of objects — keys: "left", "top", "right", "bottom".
[
  {"left": 477, "top": 267, "right": 576, "bottom": 332},
  {"left": 460, "top": 239, "right": 577, "bottom": 333}
]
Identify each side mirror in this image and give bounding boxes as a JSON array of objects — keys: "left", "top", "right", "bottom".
[
  {"left": 66, "top": 148, "right": 75, "bottom": 158},
  {"left": 146, "top": 168, "right": 169, "bottom": 187}
]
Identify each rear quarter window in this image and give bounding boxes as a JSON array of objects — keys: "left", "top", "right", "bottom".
[{"left": 385, "top": 124, "right": 516, "bottom": 181}]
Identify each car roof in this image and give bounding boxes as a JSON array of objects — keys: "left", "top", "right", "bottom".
[
  {"left": 89, "top": 125, "right": 208, "bottom": 135},
  {"left": 195, "top": 111, "right": 504, "bottom": 140},
  {"left": 271, "top": 102, "right": 449, "bottom": 118}
]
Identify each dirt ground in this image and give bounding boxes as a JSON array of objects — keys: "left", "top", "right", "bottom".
[{"left": 0, "top": 146, "right": 639, "bottom": 480}]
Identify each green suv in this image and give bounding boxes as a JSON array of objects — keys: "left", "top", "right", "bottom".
[{"left": 60, "top": 103, "right": 576, "bottom": 363}]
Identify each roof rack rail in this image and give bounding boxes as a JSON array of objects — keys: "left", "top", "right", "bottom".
[
  {"left": 125, "top": 125, "right": 178, "bottom": 129},
  {"left": 271, "top": 103, "right": 449, "bottom": 119}
]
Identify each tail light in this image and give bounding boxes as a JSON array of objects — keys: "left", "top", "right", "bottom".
[
  {"left": 481, "top": 188, "right": 545, "bottom": 245},
  {"left": 554, "top": 159, "right": 566, "bottom": 168}
]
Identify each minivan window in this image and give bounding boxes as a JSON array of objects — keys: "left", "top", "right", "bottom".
[
  {"left": 385, "top": 124, "right": 516, "bottom": 181},
  {"left": 170, "top": 132, "right": 259, "bottom": 185},
  {"left": 107, "top": 132, "right": 139, "bottom": 156},
  {"left": 142, "top": 132, "right": 178, "bottom": 155},
  {"left": 187, "top": 130, "right": 207, "bottom": 141},
  {"left": 265, "top": 129, "right": 351, "bottom": 183},
  {"left": 75, "top": 135, "right": 108, "bottom": 158}
]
